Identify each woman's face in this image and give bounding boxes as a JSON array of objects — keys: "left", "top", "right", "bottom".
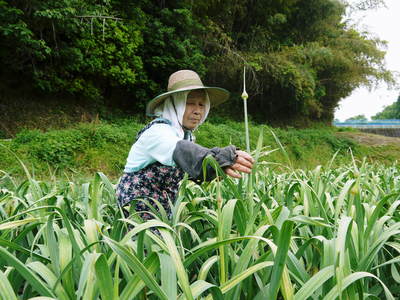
[{"left": 182, "top": 90, "right": 206, "bottom": 130}]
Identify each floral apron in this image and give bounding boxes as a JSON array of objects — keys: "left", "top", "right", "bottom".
[{"left": 116, "top": 119, "right": 185, "bottom": 220}]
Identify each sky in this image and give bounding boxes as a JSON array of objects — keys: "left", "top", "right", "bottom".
[{"left": 334, "top": 0, "right": 400, "bottom": 121}]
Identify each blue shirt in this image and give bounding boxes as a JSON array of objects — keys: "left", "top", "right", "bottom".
[{"left": 124, "top": 123, "right": 182, "bottom": 173}]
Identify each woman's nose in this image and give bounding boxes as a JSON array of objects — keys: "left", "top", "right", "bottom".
[{"left": 193, "top": 104, "right": 202, "bottom": 114}]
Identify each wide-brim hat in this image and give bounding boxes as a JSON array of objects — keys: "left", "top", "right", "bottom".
[{"left": 146, "top": 70, "right": 230, "bottom": 116}]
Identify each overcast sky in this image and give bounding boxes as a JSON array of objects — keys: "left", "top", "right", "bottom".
[{"left": 334, "top": 0, "right": 400, "bottom": 121}]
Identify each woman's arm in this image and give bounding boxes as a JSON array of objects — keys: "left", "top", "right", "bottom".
[
  {"left": 172, "top": 140, "right": 253, "bottom": 182},
  {"left": 138, "top": 124, "right": 253, "bottom": 181}
]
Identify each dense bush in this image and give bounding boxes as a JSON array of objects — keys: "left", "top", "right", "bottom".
[
  {"left": 5, "top": 123, "right": 136, "bottom": 174},
  {"left": 0, "top": 0, "right": 206, "bottom": 110}
]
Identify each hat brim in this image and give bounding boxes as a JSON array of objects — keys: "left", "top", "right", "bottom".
[{"left": 146, "top": 86, "right": 230, "bottom": 116}]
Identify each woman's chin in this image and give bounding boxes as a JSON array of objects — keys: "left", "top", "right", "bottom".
[{"left": 183, "top": 122, "right": 198, "bottom": 130}]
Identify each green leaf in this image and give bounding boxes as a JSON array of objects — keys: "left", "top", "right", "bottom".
[
  {"left": 95, "top": 254, "right": 114, "bottom": 300},
  {"left": 294, "top": 266, "right": 334, "bottom": 299},
  {"left": 0, "top": 270, "right": 18, "bottom": 300},
  {"left": 120, "top": 253, "right": 160, "bottom": 300},
  {"left": 324, "top": 272, "right": 394, "bottom": 300},
  {"left": 104, "top": 236, "right": 169, "bottom": 300},
  {"left": 0, "top": 218, "right": 39, "bottom": 230},
  {"left": 159, "top": 253, "right": 177, "bottom": 300},
  {"left": 0, "top": 246, "right": 56, "bottom": 297},
  {"left": 27, "top": 262, "right": 69, "bottom": 300},
  {"left": 160, "top": 229, "right": 194, "bottom": 300},
  {"left": 221, "top": 261, "right": 274, "bottom": 294},
  {"left": 267, "top": 220, "right": 294, "bottom": 299}
]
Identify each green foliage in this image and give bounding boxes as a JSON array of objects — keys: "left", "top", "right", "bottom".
[
  {"left": 4, "top": 122, "right": 136, "bottom": 175},
  {"left": 190, "top": 0, "right": 394, "bottom": 124},
  {"left": 346, "top": 114, "right": 368, "bottom": 121},
  {"left": 0, "top": 0, "right": 50, "bottom": 64},
  {"left": 0, "top": 0, "right": 395, "bottom": 125},
  {"left": 0, "top": 0, "right": 206, "bottom": 108},
  {"left": 372, "top": 95, "right": 400, "bottom": 119},
  {"left": 136, "top": 5, "right": 207, "bottom": 102},
  {"left": 12, "top": 129, "right": 42, "bottom": 144},
  {"left": 2, "top": 119, "right": 399, "bottom": 179}
]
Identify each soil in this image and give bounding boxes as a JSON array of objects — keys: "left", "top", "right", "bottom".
[{"left": 336, "top": 131, "right": 400, "bottom": 146}]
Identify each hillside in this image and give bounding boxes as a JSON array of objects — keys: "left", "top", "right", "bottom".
[{"left": 1, "top": 119, "right": 399, "bottom": 181}]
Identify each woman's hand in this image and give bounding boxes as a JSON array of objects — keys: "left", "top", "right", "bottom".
[{"left": 223, "top": 150, "right": 254, "bottom": 179}]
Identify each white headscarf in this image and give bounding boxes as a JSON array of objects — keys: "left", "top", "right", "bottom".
[{"left": 153, "top": 90, "right": 210, "bottom": 138}]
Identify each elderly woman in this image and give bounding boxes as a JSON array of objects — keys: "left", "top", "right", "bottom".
[{"left": 116, "top": 70, "right": 254, "bottom": 221}]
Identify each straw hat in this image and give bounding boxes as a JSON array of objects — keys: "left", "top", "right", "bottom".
[{"left": 146, "top": 70, "right": 230, "bottom": 116}]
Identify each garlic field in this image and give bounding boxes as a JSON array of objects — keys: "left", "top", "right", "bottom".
[{"left": 0, "top": 155, "right": 400, "bottom": 299}]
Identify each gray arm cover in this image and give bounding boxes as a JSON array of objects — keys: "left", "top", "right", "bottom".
[{"left": 172, "top": 140, "right": 237, "bottom": 182}]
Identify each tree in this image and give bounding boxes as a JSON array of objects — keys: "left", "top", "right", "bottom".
[
  {"left": 346, "top": 114, "right": 368, "bottom": 121},
  {"left": 0, "top": 0, "right": 206, "bottom": 109},
  {"left": 0, "top": 0, "right": 146, "bottom": 102},
  {"left": 372, "top": 95, "right": 400, "bottom": 119},
  {"left": 187, "top": 0, "right": 394, "bottom": 125},
  {"left": 0, "top": 0, "right": 394, "bottom": 126}
]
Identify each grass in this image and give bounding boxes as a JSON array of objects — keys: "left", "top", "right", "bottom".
[
  {"left": 0, "top": 142, "right": 399, "bottom": 299},
  {"left": 1, "top": 118, "right": 399, "bottom": 181}
]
